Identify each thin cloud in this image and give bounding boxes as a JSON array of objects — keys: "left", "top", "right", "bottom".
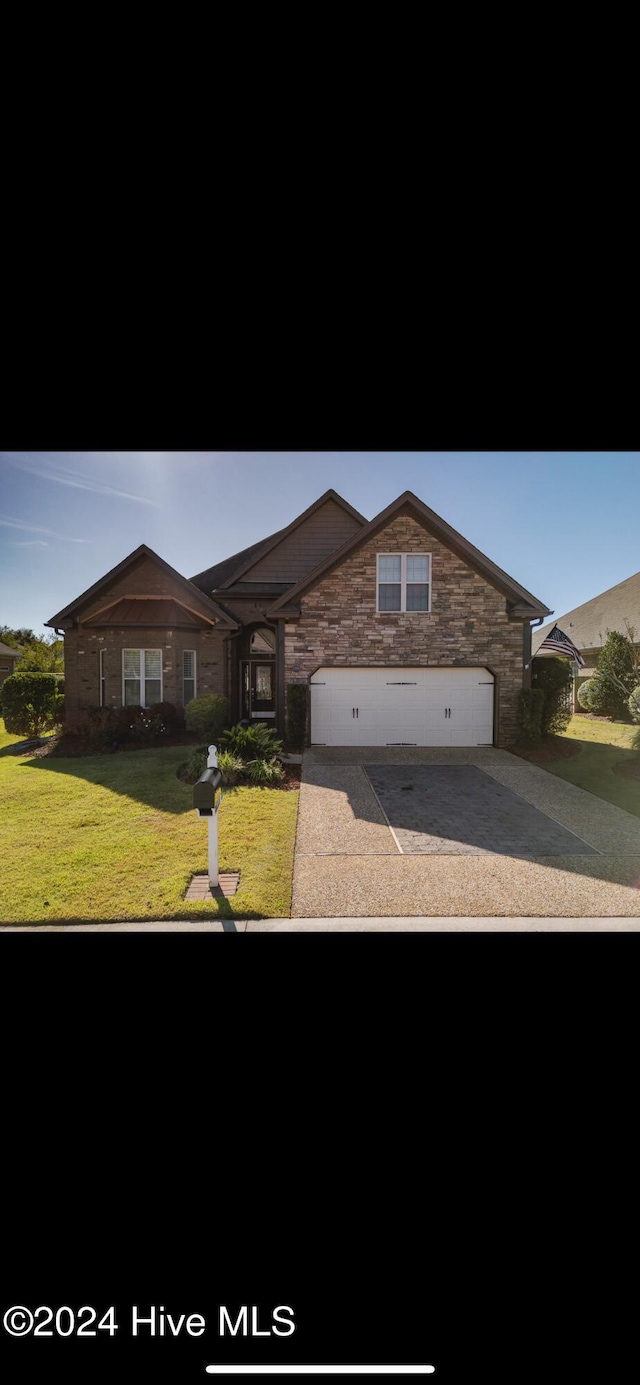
[
  {"left": 3, "top": 453, "right": 160, "bottom": 507},
  {"left": 9, "top": 539, "right": 48, "bottom": 547},
  {"left": 0, "top": 516, "right": 91, "bottom": 543}
]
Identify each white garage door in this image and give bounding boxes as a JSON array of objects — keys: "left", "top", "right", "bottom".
[{"left": 310, "top": 667, "right": 495, "bottom": 746}]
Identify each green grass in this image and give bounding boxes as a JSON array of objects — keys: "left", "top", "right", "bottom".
[
  {"left": 0, "top": 720, "right": 24, "bottom": 750},
  {"left": 543, "top": 715, "right": 640, "bottom": 818},
  {"left": 0, "top": 725, "right": 299, "bottom": 925}
]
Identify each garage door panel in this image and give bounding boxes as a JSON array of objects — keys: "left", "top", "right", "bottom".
[{"left": 310, "top": 667, "right": 494, "bottom": 746}]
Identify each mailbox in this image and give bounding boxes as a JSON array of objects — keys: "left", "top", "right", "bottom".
[
  {"left": 193, "top": 766, "right": 222, "bottom": 816},
  {"left": 193, "top": 745, "right": 224, "bottom": 889}
]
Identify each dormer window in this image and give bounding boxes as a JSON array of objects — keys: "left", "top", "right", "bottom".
[{"left": 377, "top": 554, "right": 431, "bottom": 612}]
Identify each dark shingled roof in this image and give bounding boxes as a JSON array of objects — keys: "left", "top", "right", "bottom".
[
  {"left": 532, "top": 570, "right": 640, "bottom": 654},
  {"left": 189, "top": 526, "right": 288, "bottom": 595}
]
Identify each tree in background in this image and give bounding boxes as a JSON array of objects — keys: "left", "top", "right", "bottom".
[
  {"left": 0, "top": 627, "right": 63, "bottom": 675},
  {"left": 588, "top": 630, "right": 637, "bottom": 719}
]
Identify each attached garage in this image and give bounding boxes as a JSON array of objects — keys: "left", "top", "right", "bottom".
[{"left": 310, "top": 667, "right": 495, "bottom": 746}]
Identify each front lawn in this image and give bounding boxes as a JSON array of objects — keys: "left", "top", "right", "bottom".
[
  {"left": 0, "top": 728, "right": 298, "bottom": 925},
  {"left": 542, "top": 715, "right": 640, "bottom": 818},
  {"left": 0, "top": 721, "right": 24, "bottom": 751}
]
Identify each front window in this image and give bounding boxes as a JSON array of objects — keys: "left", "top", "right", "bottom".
[
  {"left": 183, "top": 649, "right": 196, "bottom": 705},
  {"left": 122, "top": 649, "right": 162, "bottom": 707},
  {"left": 377, "top": 553, "right": 431, "bottom": 613}
]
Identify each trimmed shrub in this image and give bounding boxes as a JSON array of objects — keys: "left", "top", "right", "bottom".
[
  {"left": 577, "top": 676, "right": 612, "bottom": 715},
  {"left": 578, "top": 679, "right": 596, "bottom": 711},
  {"left": 184, "top": 694, "right": 230, "bottom": 744},
  {"left": 516, "top": 687, "right": 545, "bottom": 746},
  {"left": 128, "top": 701, "right": 183, "bottom": 742},
  {"left": 219, "top": 721, "right": 284, "bottom": 761},
  {"left": 531, "top": 656, "right": 572, "bottom": 736},
  {"left": 1, "top": 672, "right": 61, "bottom": 737},
  {"left": 244, "top": 757, "right": 285, "bottom": 785},
  {"left": 627, "top": 684, "right": 640, "bottom": 724},
  {"left": 81, "top": 702, "right": 182, "bottom": 750},
  {"left": 286, "top": 683, "right": 308, "bottom": 747}
]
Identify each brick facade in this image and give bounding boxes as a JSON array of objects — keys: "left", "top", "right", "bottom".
[
  {"left": 284, "top": 510, "right": 526, "bottom": 745},
  {"left": 62, "top": 555, "right": 228, "bottom": 723}
]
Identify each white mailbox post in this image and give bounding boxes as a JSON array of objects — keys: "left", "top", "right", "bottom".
[{"left": 193, "top": 744, "right": 224, "bottom": 888}]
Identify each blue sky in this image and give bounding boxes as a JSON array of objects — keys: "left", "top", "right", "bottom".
[{"left": 1, "top": 451, "right": 639, "bottom": 636}]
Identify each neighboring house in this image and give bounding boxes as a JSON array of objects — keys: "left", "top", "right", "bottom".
[
  {"left": 532, "top": 570, "right": 640, "bottom": 707},
  {"left": 0, "top": 641, "right": 21, "bottom": 689},
  {"left": 45, "top": 489, "right": 551, "bottom": 747}
]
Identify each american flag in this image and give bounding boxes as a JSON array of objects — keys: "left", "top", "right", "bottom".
[{"left": 536, "top": 624, "right": 585, "bottom": 667}]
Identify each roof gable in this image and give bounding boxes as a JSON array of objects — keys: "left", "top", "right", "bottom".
[
  {"left": 83, "top": 597, "right": 216, "bottom": 629},
  {"left": 190, "top": 490, "right": 367, "bottom": 595},
  {"left": 532, "top": 570, "right": 640, "bottom": 653},
  {"left": 267, "top": 491, "right": 552, "bottom": 617},
  {"left": 45, "top": 544, "right": 238, "bottom": 629}
]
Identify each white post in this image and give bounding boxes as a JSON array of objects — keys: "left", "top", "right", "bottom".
[{"left": 207, "top": 744, "right": 218, "bottom": 888}]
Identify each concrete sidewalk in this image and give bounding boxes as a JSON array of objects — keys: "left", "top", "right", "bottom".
[{"left": 3, "top": 917, "right": 640, "bottom": 931}]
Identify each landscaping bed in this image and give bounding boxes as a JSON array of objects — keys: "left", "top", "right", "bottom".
[{"left": 176, "top": 761, "right": 301, "bottom": 791}]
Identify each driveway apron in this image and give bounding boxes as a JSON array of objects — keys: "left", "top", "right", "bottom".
[{"left": 292, "top": 747, "right": 640, "bottom": 918}]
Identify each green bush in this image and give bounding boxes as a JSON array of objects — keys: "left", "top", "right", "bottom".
[
  {"left": 591, "top": 630, "right": 637, "bottom": 718},
  {"left": 286, "top": 683, "right": 308, "bottom": 746},
  {"left": 184, "top": 693, "right": 230, "bottom": 743},
  {"left": 516, "top": 687, "right": 545, "bottom": 746},
  {"left": 1, "top": 672, "right": 61, "bottom": 737},
  {"left": 184, "top": 746, "right": 208, "bottom": 782},
  {"left": 219, "top": 721, "right": 284, "bottom": 761},
  {"left": 183, "top": 747, "right": 246, "bottom": 786},
  {"left": 627, "top": 684, "right": 640, "bottom": 724},
  {"left": 82, "top": 702, "right": 182, "bottom": 750},
  {"left": 576, "top": 681, "right": 598, "bottom": 714},
  {"left": 532, "top": 656, "right": 572, "bottom": 736},
  {"left": 217, "top": 751, "right": 246, "bottom": 785},
  {"left": 244, "top": 757, "right": 285, "bottom": 785}
]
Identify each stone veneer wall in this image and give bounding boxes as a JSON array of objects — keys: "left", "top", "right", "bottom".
[{"left": 284, "top": 510, "right": 526, "bottom": 746}]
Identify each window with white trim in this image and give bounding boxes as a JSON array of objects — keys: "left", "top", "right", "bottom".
[
  {"left": 122, "top": 649, "right": 162, "bottom": 707},
  {"left": 182, "top": 649, "right": 196, "bottom": 705},
  {"left": 377, "top": 553, "right": 431, "bottom": 612},
  {"left": 99, "top": 648, "right": 106, "bottom": 706}
]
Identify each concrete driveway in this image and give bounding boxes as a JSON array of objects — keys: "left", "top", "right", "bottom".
[{"left": 292, "top": 747, "right": 640, "bottom": 918}]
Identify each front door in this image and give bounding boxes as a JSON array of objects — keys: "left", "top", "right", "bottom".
[{"left": 241, "top": 660, "right": 276, "bottom": 718}]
